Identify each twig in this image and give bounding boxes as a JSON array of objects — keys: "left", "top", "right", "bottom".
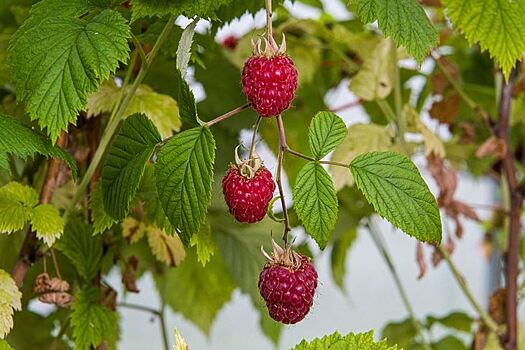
[
  {"left": 249, "top": 116, "right": 262, "bottom": 159},
  {"left": 437, "top": 245, "right": 501, "bottom": 334},
  {"left": 367, "top": 220, "right": 432, "bottom": 350},
  {"left": 118, "top": 302, "right": 169, "bottom": 350},
  {"left": 159, "top": 301, "right": 170, "bottom": 350},
  {"left": 497, "top": 67, "right": 521, "bottom": 350},
  {"left": 11, "top": 133, "right": 67, "bottom": 287},
  {"left": 275, "top": 115, "right": 291, "bottom": 244},
  {"left": 206, "top": 103, "right": 251, "bottom": 127}
]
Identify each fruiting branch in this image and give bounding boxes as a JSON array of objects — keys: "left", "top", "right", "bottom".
[
  {"left": 206, "top": 103, "right": 251, "bottom": 127},
  {"left": 275, "top": 115, "right": 291, "bottom": 244}
]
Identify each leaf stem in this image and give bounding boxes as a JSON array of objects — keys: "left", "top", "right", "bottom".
[
  {"left": 436, "top": 245, "right": 501, "bottom": 334},
  {"left": 63, "top": 15, "right": 177, "bottom": 222},
  {"left": 249, "top": 116, "right": 262, "bottom": 159},
  {"left": 275, "top": 115, "right": 291, "bottom": 244},
  {"left": 284, "top": 147, "right": 349, "bottom": 168},
  {"left": 130, "top": 32, "right": 148, "bottom": 67},
  {"left": 206, "top": 103, "right": 251, "bottom": 127},
  {"left": 393, "top": 51, "right": 406, "bottom": 145},
  {"left": 367, "top": 220, "right": 433, "bottom": 350},
  {"left": 377, "top": 100, "right": 397, "bottom": 123}
]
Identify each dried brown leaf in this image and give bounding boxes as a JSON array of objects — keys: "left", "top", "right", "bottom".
[
  {"left": 429, "top": 93, "right": 461, "bottom": 124},
  {"left": 122, "top": 256, "right": 140, "bottom": 293},
  {"left": 416, "top": 242, "right": 427, "bottom": 279},
  {"left": 476, "top": 136, "right": 507, "bottom": 159}
]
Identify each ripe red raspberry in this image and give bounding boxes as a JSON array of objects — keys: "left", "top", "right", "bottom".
[
  {"left": 258, "top": 242, "right": 318, "bottom": 324},
  {"left": 242, "top": 37, "right": 298, "bottom": 117},
  {"left": 222, "top": 158, "right": 275, "bottom": 223}
]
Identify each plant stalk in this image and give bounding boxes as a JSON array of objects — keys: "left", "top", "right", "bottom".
[
  {"left": 206, "top": 103, "right": 250, "bottom": 127},
  {"left": 275, "top": 115, "right": 291, "bottom": 244}
]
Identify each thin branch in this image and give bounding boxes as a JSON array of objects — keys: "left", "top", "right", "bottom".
[
  {"left": 437, "top": 245, "right": 501, "bottom": 334},
  {"left": 329, "top": 99, "right": 362, "bottom": 113},
  {"left": 11, "top": 133, "right": 67, "bottom": 287},
  {"left": 265, "top": 0, "right": 273, "bottom": 40},
  {"left": 249, "top": 116, "right": 262, "bottom": 159},
  {"left": 275, "top": 115, "right": 291, "bottom": 244},
  {"left": 159, "top": 302, "right": 170, "bottom": 350},
  {"left": 497, "top": 67, "right": 521, "bottom": 350},
  {"left": 130, "top": 32, "right": 148, "bottom": 67},
  {"left": 367, "top": 220, "right": 432, "bottom": 350},
  {"left": 118, "top": 302, "right": 161, "bottom": 316},
  {"left": 118, "top": 302, "right": 169, "bottom": 350},
  {"left": 206, "top": 103, "right": 251, "bottom": 127},
  {"left": 377, "top": 99, "right": 397, "bottom": 123}
]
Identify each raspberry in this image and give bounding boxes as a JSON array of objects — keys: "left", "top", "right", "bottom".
[
  {"left": 222, "top": 160, "right": 275, "bottom": 223},
  {"left": 258, "top": 242, "right": 318, "bottom": 324},
  {"left": 242, "top": 37, "right": 298, "bottom": 117}
]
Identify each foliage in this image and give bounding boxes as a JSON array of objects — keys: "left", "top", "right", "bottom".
[
  {"left": 292, "top": 330, "right": 398, "bottom": 349},
  {"left": 0, "top": 270, "right": 21, "bottom": 339}
]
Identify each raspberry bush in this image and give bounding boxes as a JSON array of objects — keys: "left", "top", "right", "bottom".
[{"left": 0, "top": 0, "right": 524, "bottom": 349}]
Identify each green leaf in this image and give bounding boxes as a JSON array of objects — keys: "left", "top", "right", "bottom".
[
  {"left": 189, "top": 221, "right": 216, "bottom": 267},
  {"left": 87, "top": 81, "right": 181, "bottom": 139},
  {"left": 292, "top": 330, "right": 399, "bottom": 350},
  {"left": 101, "top": 113, "right": 161, "bottom": 220},
  {"left": 31, "top": 204, "right": 63, "bottom": 246},
  {"left": 8, "top": 9, "right": 130, "bottom": 141},
  {"left": 426, "top": 312, "right": 473, "bottom": 333},
  {"left": 350, "top": 38, "right": 396, "bottom": 101},
  {"left": 308, "top": 111, "right": 347, "bottom": 159},
  {"left": 431, "top": 336, "right": 468, "bottom": 350},
  {"left": 330, "top": 227, "right": 357, "bottom": 290},
  {"left": 70, "top": 288, "right": 119, "bottom": 350},
  {"left": 154, "top": 249, "right": 235, "bottom": 334},
  {"left": 350, "top": 151, "right": 442, "bottom": 243},
  {"left": 0, "top": 113, "right": 77, "bottom": 177},
  {"left": 131, "top": 0, "right": 231, "bottom": 21},
  {"left": 90, "top": 182, "right": 116, "bottom": 235},
  {"left": 0, "top": 182, "right": 38, "bottom": 234},
  {"left": 176, "top": 19, "right": 198, "bottom": 79},
  {"left": 55, "top": 220, "right": 102, "bottom": 280},
  {"left": 175, "top": 69, "right": 199, "bottom": 127},
  {"left": 381, "top": 318, "right": 417, "bottom": 349},
  {"left": 442, "top": 0, "right": 525, "bottom": 80},
  {"left": 0, "top": 269, "right": 22, "bottom": 339},
  {"left": 350, "top": 0, "right": 438, "bottom": 62},
  {"left": 0, "top": 340, "right": 14, "bottom": 350},
  {"left": 293, "top": 162, "right": 338, "bottom": 249},
  {"left": 330, "top": 123, "right": 392, "bottom": 191},
  {"left": 155, "top": 127, "right": 215, "bottom": 245}
]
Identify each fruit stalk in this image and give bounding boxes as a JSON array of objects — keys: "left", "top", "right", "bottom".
[
  {"left": 276, "top": 115, "right": 291, "bottom": 243},
  {"left": 265, "top": 0, "right": 273, "bottom": 40},
  {"left": 249, "top": 116, "right": 262, "bottom": 159},
  {"left": 206, "top": 103, "right": 250, "bottom": 127}
]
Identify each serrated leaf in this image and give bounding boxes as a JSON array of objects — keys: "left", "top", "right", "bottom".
[
  {"left": 173, "top": 328, "right": 189, "bottom": 350},
  {"left": 308, "top": 111, "right": 347, "bottom": 159},
  {"left": 175, "top": 69, "right": 199, "bottom": 127},
  {"left": 70, "top": 288, "right": 119, "bottom": 350},
  {"left": 442, "top": 0, "right": 525, "bottom": 80},
  {"left": 350, "top": 0, "right": 438, "bottom": 62},
  {"left": 330, "top": 124, "right": 392, "bottom": 191},
  {"left": 189, "top": 221, "right": 216, "bottom": 267},
  {"left": 0, "top": 182, "right": 38, "bottom": 234},
  {"left": 293, "top": 162, "right": 338, "bottom": 249},
  {"left": 101, "top": 113, "right": 161, "bottom": 220},
  {"left": 31, "top": 204, "right": 63, "bottom": 246},
  {"left": 90, "top": 182, "right": 117, "bottom": 235},
  {"left": 87, "top": 81, "right": 181, "bottom": 139},
  {"left": 147, "top": 226, "right": 186, "bottom": 266},
  {"left": 0, "top": 114, "right": 77, "bottom": 177},
  {"left": 130, "top": 0, "right": 232, "bottom": 21},
  {"left": 8, "top": 9, "right": 130, "bottom": 141},
  {"left": 0, "top": 269, "right": 22, "bottom": 339},
  {"left": 350, "top": 38, "right": 396, "bottom": 101},
  {"left": 176, "top": 20, "right": 198, "bottom": 79},
  {"left": 154, "top": 249, "right": 235, "bottom": 335},
  {"left": 350, "top": 151, "right": 442, "bottom": 243},
  {"left": 121, "top": 217, "right": 147, "bottom": 244},
  {"left": 293, "top": 330, "right": 399, "bottom": 350},
  {"left": 155, "top": 127, "right": 215, "bottom": 245},
  {"left": 55, "top": 221, "right": 102, "bottom": 280}
]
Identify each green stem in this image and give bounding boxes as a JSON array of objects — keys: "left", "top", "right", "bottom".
[
  {"left": 393, "top": 50, "right": 405, "bottom": 144},
  {"left": 63, "top": 16, "right": 177, "bottom": 221},
  {"left": 284, "top": 148, "right": 349, "bottom": 168},
  {"left": 377, "top": 100, "right": 397, "bottom": 124},
  {"left": 249, "top": 116, "right": 262, "bottom": 159},
  {"left": 130, "top": 32, "right": 148, "bottom": 67},
  {"left": 437, "top": 245, "right": 501, "bottom": 334},
  {"left": 159, "top": 302, "right": 170, "bottom": 350},
  {"left": 367, "top": 220, "right": 433, "bottom": 350}
]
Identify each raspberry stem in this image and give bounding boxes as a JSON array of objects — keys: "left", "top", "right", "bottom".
[
  {"left": 275, "top": 115, "right": 291, "bottom": 243},
  {"left": 206, "top": 103, "right": 251, "bottom": 127},
  {"left": 265, "top": 0, "right": 273, "bottom": 40},
  {"left": 249, "top": 116, "right": 263, "bottom": 159}
]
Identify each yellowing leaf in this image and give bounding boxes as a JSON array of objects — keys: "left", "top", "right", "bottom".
[
  {"left": 87, "top": 81, "right": 181, "bottom": 138},
  {"left": 189, "top": 221, "right": 216, "bottom": 267},
  {"left": 0, "top": 269, "right": 22, "bottom": 338},
  {"left": 173, "top": 328, "right": 189, "bottom": 350},
  {"left": 31, "top": 204, "right": 64, "bottom": 246},
  {"left": 350, "top": 38, "right": 396, "bottom": 101},
  {"left": 330, "top": 124, "right": 392, "bottom": 191},
  {"left": 0, "top": 182, "right": 38, "bottom": 234},
  {"left": 405, "top": 106, "right": 445, "bottom": 158},
  {"left": 147, "top": 227, "right": 186, "bottom": 266},
  {"left": 121, "top": 217, "right": 147, "bottom": 244}
]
